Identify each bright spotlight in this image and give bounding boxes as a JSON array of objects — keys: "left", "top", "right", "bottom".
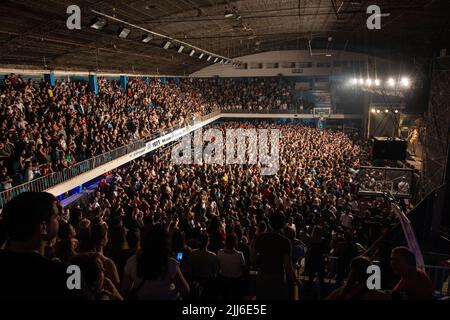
[
  {"left": 374, "top": 79, "right": 380, "bottom": 86},
  {"left": 401, "top": 77, "right": 410, "bottom": 88},
  {"left": 366, "top": 78, "right": 372, "bottom": 86},
  {"left": 371, "top": 108, "right": 376, "bottom": 113},
  {"left": 388, "top": 78, "right": 396, "bottom": 87},
  {"left": 376, "top": 110, "right": 381, "bottom": 113},
  {"left": 385, "top": 109, "right": 389, "bottom": 113},
  {"left": 394, "top": 109, "right": 399, "bottom": 113},
  {"left": 350, "top": 78, "right": 358, "bottom": 85},
  {"left": 359, "top": 78, "right": 364, "bottom": 85}
]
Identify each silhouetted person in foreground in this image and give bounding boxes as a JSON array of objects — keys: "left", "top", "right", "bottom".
[{"left": 0, "top": 192, "right": 92, "bottom": 300}]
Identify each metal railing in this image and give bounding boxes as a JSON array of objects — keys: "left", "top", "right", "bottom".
[
  {"left": 425, "top": 265, "right": 450, "bottom": 297},
  {"left": 0, "top": 110, "right": 220, "bottom": 208},
  {"left": 220, "top": 108, "right": 306, "bottom": 114}
]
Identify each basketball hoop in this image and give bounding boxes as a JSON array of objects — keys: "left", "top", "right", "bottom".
[{"left": 313, "top": 107, "right": 331, "bottom": 119}]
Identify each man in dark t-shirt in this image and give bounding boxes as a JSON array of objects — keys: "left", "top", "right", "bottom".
[
  {"left": 254, "top": 212, "right": 301, "bottom": 300},
  {"left": 0, "top": 192, "right": 93, "bottom": 300}
]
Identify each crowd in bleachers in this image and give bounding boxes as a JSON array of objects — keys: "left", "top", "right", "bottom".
[
  {"left": 188, "top": 78, "right": 295, "bottom": 112},
  {"left": 0, "top": 75, "right": 295, "bottom": 190},
  {"left": 0, "top": 120, "right": 435, "bottom": 300}
]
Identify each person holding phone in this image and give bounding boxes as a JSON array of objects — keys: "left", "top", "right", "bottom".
[{"left": 121, "top": 224, "right": 190, "bottom": 300}]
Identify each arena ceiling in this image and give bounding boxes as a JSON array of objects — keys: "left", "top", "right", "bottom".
[{"left": 0, "top": 0, "right": 449, "bottom": 75}]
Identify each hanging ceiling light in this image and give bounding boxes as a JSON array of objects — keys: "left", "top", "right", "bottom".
[
  {"left": 117, "top": 27, "right": 131, "bottom": 39},
  {"left": 90, "top": 17, "right": 107, "bottom": 30},
  {"left": 141, "top": 34, "right": 153, "bottom": 43},
  {"left": 162, "top": 41, "right": 172, "bottom": 49}
]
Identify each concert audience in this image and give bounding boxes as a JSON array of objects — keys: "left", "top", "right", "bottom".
[
  {"left": 0, "top": 74, "right": 297, "bottom": 189},
  {"left": 0, "top": 109, "right": 427, "bottom": 301}
]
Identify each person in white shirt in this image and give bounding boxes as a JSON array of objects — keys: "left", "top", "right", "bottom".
[
  {"left": 286, "top": 216, "right": 296, "bottom": 234},
  {"left": 217, "top": 233, "right": 246, "bottom": 299},
  {"left": 350, "top": 198, "right": 359, "bottom": 211},
  {"left": 340, "top": 210, "right": 353, "bottom": 229}
]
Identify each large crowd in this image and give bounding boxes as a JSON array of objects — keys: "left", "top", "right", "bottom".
[
  {"left": 0, "top": 120, "right": 435, "bottom": 300},
  {"left": 0, "top": 74, "right": 297, "bottom": 190}
]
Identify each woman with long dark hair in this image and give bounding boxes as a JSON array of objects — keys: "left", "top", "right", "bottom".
[{"left": 121, "top": 224, "right": 190, "bottom": 300}]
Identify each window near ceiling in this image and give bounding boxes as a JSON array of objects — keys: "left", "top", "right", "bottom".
[
  {"left": 317, "top": 62, "right": 331, "bottom": 68},
  {"left": 281, "top": 62, "right": 296, "bottom": 68},
  {"left": 298, "top": 62, "right": 313, "bottom": 68},
  {"left": 235, "top": 63, "right": 248, "bottom": 69},
  {"left": 266, "top": 62, "right": 279, "bottom": 69},
  {"left": 249, "top": 63, "right": 263, "bottom": 69}
]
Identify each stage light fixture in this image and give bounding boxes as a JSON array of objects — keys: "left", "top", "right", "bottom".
[
  {"left": 388, "top": 78, "right": 396, "bottom": 87},
  {"left": 141, "top": 34, "right": 153, "bottom": 43},
  {"left": 178, "top": 45, "right": 184, "bottom": 53},
  {"left": 376, "top": 110, "right": 381, "bottom": 113},
  {"left": 225, "top": 12, "right": 234, "bottom": 18},
  {"left": 163, "top": 41, "right": 172, "bottom": 49},
  {"left": 117, "top": 27, "right": 131, "bottom": 39},
  {"left": 385, "top": 109, "right": 389, "bottom": 113},
  {"left": 90, "top": 17, "right": 107, "bottom": 30},
  {"left": 371, "top": 108, "right": 376, "bottom": 113},
  {"left": 199, "top": 53, "right": 204, "bottom": 59},
  {"left": 366, "top": 78, "right": 372, "bottom": 86},
  {"left": 374, "top": 79, "right": 380, "bottom": 86},
  {"left": 359, "top": 78, "right": 364, "bottom": 85},
  {"left": 401, "top": 77, "right": 410, "bottom": 88},
  {"left": 350, "top": 78, "right": 358, "bottom": 85},
  {"left": 214, "top": 57, "right": 219, "bottom": 63},
  {"left": 394, "top": 110, "right": 399, "bottom": 113},
  {"left": 207, "top": 56, "right": 212, "bottom": 61},
  {"left": 189, "top": 49, "right": 196, "bottom": 56}
]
